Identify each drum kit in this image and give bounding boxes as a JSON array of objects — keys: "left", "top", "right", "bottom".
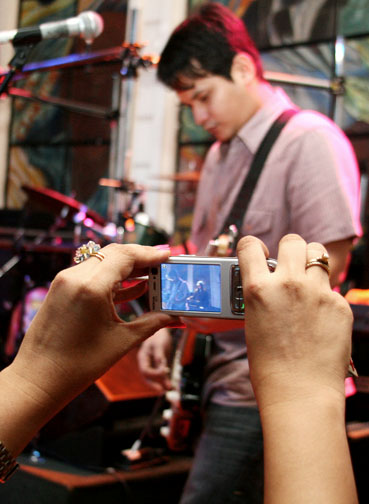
[
  {"left": 0, "top": 183, "right": 168, "bottom": 277},
  {"left": 0, "top": 175, "right": 184, "bottom": 367},
  {"left": 1, "top": 170, "right": 201, "bottom": 367}
]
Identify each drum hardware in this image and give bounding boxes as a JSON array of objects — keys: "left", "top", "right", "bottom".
[
  {"left": 0, "top": 211, "right": 77, "bottom": 362},
  {"left": 22, "top": 184, "right": 125, "bottom": 245},
  {"left": 153, "top": 171, "right": 201, "bottom": 183},
  {"left": 100, "top": 177, "right": 144, "bottom": 221},
  {"left": 22, "top": 185, "right": 107, "bottom": 227},
  {"left": 0, "top": 226, "right": 75, "bottom": 241},
  {"left": 119, "top": 217, "right": 169, "bottom": 247},
  {"left": 0, "top": 226, "right": 76, "bottom": 256},
  {"left": 99, "top": 177, "right": 175, "bottom": 194},
  {"left": 23, "top": 184, "right": 116, "bottom": 247},
  {"left": 104, "top": 205, "right": 168, "bottom": 248},
  {"left": 99, "top": 176, "right": 145, "bottom": 234},
  {"left": 0, "top": 202, "right": 102, "bottom": 362},
  {"left": 21, "top": 182, "right": 168, "bottom": 248},
  {"left": 0, "top": 207, "right": 72, "bottom": 280},
  {"left": 0, "top": 185, "right": 108, "bottom": 279},
  {"left": 98, "top": 177, "right": 169, "bottom": 246},
  {"left": 99, "top": 177, "right": 142, "bottom": 193}
]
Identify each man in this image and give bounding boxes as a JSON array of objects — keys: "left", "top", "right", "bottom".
[
  {"left": 137, "top": 3, "right": 361, "bottom": 503},
  {"left": 164, "top": 268, "right": 190, "bottom": 310}
]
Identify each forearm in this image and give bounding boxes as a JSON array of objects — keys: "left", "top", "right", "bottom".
[
  {"left": 260, "top": 393, "right": 358, "bottom": 504},
  {"left": 0, "top": 363, "right": 71, "bottom": 457}
]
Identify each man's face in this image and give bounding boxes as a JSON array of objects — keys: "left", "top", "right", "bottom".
[{"left": 176, "top": 73, "right": 254, "bottom": 142}]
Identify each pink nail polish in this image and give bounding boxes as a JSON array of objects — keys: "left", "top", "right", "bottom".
[{"left": 154, "top": 244, "right": 171, "bottom": 250}]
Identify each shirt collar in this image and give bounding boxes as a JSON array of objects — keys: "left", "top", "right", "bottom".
[{"left": 236, "top": 87, "right": 296, "bottom": 154}]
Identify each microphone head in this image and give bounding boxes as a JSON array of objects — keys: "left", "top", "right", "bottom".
[{"left": 78, "top": 11, "right": 104, "bottom": 43}]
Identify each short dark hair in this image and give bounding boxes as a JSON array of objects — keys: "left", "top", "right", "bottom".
[{"left": 157, "top": 2, "right": 263, "bottom": 90}]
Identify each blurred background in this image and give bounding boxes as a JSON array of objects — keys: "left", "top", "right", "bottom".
[{"left": 0, "top": 1, "right": 369, "bottom": 502}]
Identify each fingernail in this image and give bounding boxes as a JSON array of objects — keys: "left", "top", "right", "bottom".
[{"left": 154, "top": 244, "right": 171, "bottom": 250}]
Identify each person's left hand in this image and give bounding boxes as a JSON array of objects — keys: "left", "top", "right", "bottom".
[{"left": 8, "top": 243, "right": 176, "bottom": 410}]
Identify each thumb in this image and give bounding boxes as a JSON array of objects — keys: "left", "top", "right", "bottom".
[
  {"left": 118, "top": 312, "right": 177, "bottom": 350},
  {"left": 113, "top": 281, "right": 148, "bottom": 303}
]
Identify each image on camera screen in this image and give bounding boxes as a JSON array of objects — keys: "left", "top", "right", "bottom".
[{"left": 160, "top": 263, "right": 221, "bottom": 313}]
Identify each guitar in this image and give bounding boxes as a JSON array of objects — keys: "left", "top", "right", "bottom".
[
  {"left": 205, "top": 224, "right": 238, "bottom": 257},
  {"left": 160, "top": 227, "right": 237, "bottom": 451},
  {"left": 160, "top": 330, "right": 212, "bottom": 451}
]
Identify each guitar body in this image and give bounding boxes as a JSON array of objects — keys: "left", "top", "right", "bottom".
[
  {"left": 161, "top": 331, "right": 212, "bottom": 452},
  {"left": 205, "top": 226, "right": 237, "bottom": 257}
]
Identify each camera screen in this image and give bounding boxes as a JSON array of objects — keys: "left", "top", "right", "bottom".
[{"left": 160, "top": 263, "right": 221, "bottom": 313}]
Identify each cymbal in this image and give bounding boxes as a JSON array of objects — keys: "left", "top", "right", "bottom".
[
  {"left": 154, "top": 171, "right": 201, "bottom": 182},
  {"left": 22, "top": 185, "right": 106, "bottom": 227},
  {"left": 99, "top": 178, "right": 175, "bottom": 194},
  {"left": 99, "top": 177, "right": 140, "bottom": 192}
]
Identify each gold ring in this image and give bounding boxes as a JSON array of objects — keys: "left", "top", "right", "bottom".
[
  {"left": 305, "top": 253, "right": 330, "bottom": 275},
  {"left": 74, "top": 241, "right": 105, "bottom": 264}
]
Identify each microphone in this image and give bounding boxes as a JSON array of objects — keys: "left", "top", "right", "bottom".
[{"left": 0, "top": 11, "right": 104, "bottom": 46}]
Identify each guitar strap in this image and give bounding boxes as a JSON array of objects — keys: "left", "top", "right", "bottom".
[{"left": 220, "top": 108, "right": 298, "bottom": 251}]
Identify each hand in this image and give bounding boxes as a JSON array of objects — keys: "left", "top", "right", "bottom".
[
  {"left": 7, "top": 243, "right": 176, "bottom": 412},
  {"left": 137, "top": 328, "right": 173, "bottom": 393},
  {"left": 237, "top": 234, "right": 353, "bottom": 410}
]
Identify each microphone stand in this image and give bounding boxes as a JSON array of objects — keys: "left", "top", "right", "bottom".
[
  {"left": 107, "top": 42, "right": 155, "bottom": 224},
  {"left": 6, "top": 86, "right": 116, "bottom": 120},
  {"left": 0, "top": 43, "right": 35, "bottom": 96},
  {"left": 0, "top": 42, "right": 38, "bottom": 280}
]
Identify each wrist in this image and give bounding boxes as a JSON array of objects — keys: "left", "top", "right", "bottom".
[
  {"left": 252, "top": 370, "right": 346, "bottom": 415},
  {"left": 259, "top": 390, "right": 347, "bottom": 467},
  {"left": 258, "top": 387, "right": 346, "bottom": 426},
  {"left": 0, "top": 361, "right": 70, "bottom": 457}
]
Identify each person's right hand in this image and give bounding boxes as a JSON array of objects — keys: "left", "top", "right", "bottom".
[
  {"left": 237, "top": 234, "right": 353, "bottom": 410},
  {"left": 137, "top": 328, "right": 173, "bottom": 393}
]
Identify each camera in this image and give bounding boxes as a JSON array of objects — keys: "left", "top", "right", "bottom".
[{"left": 148, "top": 256, "right": 277, "bottom": 319}]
